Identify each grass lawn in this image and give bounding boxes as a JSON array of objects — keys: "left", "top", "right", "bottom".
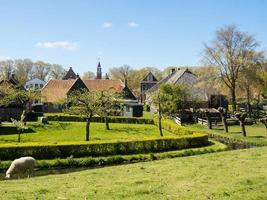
[
  {"left": 185, "top": 123, "right": 267, "bottom": 144},
  {"left": 1, "top": 146, "right": 267, "bottom": 199},
  {"left": 0, "top": 122, "right": 175, "bottom": 144}
]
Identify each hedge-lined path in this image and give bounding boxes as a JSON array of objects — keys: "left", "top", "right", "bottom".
[{"left": 1, "top": 146, "right": 267, "bottom": 199}]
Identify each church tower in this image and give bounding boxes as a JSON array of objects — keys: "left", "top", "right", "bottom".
[{"left": 96, "top": 61, "right": 102, "bottom": 79}]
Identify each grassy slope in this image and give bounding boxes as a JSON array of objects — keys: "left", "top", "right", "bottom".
[
  {"left": 0, "top": 122, "right": 175, "bottom": 144},
  {"left": 1, "top": 147, "right": 267, "bottom": 200}
]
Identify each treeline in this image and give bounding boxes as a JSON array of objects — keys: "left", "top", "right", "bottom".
[{"left": 0, "top": 59, "right": 66, "bottom": 85}]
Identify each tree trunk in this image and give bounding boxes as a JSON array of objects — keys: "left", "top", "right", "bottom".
[
  {"left": 240, "top": 121, "right": 246, "bottom": 137},
  {"left": 18, "top": 130, "right": 21, "bottom": 143},
  {"left": 205, "top": 111, "right": 212, "bottom": 129},
  {"left": 158, "top": 102, "right": 163, "bottom": 137},
  {"left": 85, "top": 116, "right": 92, "bottom": 141},
  {"left": 218, "top": 107, "right": 228, "bottom": 133},
  {"left": 246, "top": 85, "right": 251, "bottom": 118},
  {"left": 105, "top": 116, "right": 110, "bottom": 130},
  {"left": 231, "top": 86, "right": 237, "bottom": 111}
]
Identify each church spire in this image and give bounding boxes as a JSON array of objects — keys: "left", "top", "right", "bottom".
[{"left": 96, "top": 60, "right": 102, "bottom": 79}]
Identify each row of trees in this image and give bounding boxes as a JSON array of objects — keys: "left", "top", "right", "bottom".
[{"left": 0, "top": 59, "right": 66, "bottom": 84}]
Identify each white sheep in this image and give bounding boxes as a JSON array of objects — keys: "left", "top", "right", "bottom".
[{"left": 6, "top": 156, "right": 36, "bottom": 179}]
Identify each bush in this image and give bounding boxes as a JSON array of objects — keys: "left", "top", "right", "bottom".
[
  {"left": 46, "top": 115, "right": 154, "bottom": 124},
  {"left": 0, "top": 133, "right": 208, "bottom": 160}
]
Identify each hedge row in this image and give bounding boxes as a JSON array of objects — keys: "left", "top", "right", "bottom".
[
  {"left": 0, "top": 140, "right": 227, "bottom": 171},
  {"left": 46, "top": 115, "right": 154, "bottom": 124},
  {"left": 154, "top": 118, "right": 195, "bottom": 135},
  {"left": 0, "top": 133, "right": 208, "bottom": 160}
]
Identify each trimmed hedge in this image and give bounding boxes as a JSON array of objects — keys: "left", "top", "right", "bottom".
[
  {"left": 46, "top": 115, "right": 154, "bottom": 124},
  {"left": 0, "top": 140, "right": 227, "bottom": 171},
  {"left": 0, "top": 133, "right": 208, "bottom": 160}
]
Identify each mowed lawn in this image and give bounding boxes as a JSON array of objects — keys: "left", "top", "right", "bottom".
[
  {"left": 1, "top": 147, "right": 267, "bottom": 199},
  {"left": 0, "top": 122, "right": 175, "bottom": 144},
  {"left": 186, "top": 123, "right": 267, "bottom": 140}
]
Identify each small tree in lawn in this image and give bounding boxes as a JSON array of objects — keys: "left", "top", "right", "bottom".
[
  {"left": 218, "top": 107, "right": 228, "bottom": 133},
  {"left": 68, "top": 89, "right": 98, "bottom": 141},
  {"left": 235, "top": 112, "right": 247, "bottom": 136},
  {"left": 95, "top": 89, "right": 120, "bottom": 130},
  {"left": 11, "top": 110, "right": 27, "bottom": 142}
]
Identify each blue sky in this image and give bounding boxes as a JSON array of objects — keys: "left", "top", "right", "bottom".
[{"left": 0, "top": 0, "right": 266, "bottom": 75}]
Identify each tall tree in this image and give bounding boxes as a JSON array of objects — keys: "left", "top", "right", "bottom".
[
  {"left": 109, "top": 64, "right": 131, "bottom": 85},
  {"left": 49, "top": 64, "right": 66, "bottom": 79},
  {"left": 14, "top": 59, "right": 34, "bottom": 85},
  {"left": 67, "top": 89, "right": 98, "bottom": 141},
  {"left": 203, "top": 25, "right": 259, "bottom": 111},
  {"left": 0, "top": 60, "right": 14, "bottom": 80},
  {"left": 33, "top": 61, "right": 51, "bottom": 81},
  {"left": 82, "top": 71, "right": 95, "bottom": 80}
]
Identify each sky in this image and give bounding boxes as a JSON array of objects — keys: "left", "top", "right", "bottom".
[{"left": 0, "top": 0, "right": 266, "bottom": 75}]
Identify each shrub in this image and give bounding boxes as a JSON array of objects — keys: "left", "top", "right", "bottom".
[
  {"left": 0, "top": 133, "right": 208, "bottom": 160},
  {"left": 46, "top": 115, "right": 154, "bottom": 124}
]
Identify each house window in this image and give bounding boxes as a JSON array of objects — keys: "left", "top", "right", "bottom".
[
  {"left": 30, "top": 84, "right": 33, "bottom": 88},
  {"left": 142, "top": 85, "right": 146, "bottom": 91},
  {"left": 148, "top": 75, "right": 153, "bottom": 81},
  {"left": 126, "top": 106, "right": 130, "bottom": 112},
  {"left": 40, "top": 84, "right": 43, "bottom": 88},
  {"left": 35, "top": 84, "right": 38, "bottom": 89}
]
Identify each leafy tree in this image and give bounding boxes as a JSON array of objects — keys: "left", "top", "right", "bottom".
[
  {"left": 67, "top": 89, "right": 98, "bottom": 141},
  {"left": 95, "top": 89, "right": 120, "bottom": 130},
  {"left": 152, "top": 84, "right": 199, "bottom": 136},
  {"left": 203, "top": 25, "right": 260, "bottom": 111},
  {"left": 11, "top": 111, "right": 27, "bottom": 143}
]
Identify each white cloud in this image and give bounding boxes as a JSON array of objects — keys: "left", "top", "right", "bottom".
[
  {"left": 35, "top": 41, "right": 78, "bottom": 50},
  {"left": 128, "top": 22, "right": 139, "bottom": 27},
  {"left": 102, "top": 22, "right": 113, "bottom": 28}
]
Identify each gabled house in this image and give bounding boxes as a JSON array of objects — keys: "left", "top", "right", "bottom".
[
  {"left": 41, "top": 78, "right": 87, "bottom": 112},
  {"left": 25, "top": 78, "right": 46, "bottom": 90},
  {"left": 140, "top": 72, "right": 158, "bottom": 102}
]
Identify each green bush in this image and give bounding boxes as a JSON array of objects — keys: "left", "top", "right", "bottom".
[
  {"left": 0, "top": 133, "right": 208, "bottom": 160},
  {"left": 46, "top": 115, "right": 154, "bottom": 124}
]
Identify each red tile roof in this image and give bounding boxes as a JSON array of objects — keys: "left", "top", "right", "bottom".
[
  {"left": 83, "top": 79, "right": 125, "bottom": 92},
  {"left": 42, "top": 79, "right": 77, "bottom": 103}
]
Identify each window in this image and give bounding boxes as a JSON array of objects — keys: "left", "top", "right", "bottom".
[
  {"left": 35, "top": 84, "right": 38, "bottom": 89},
  {"left": 40, "top": 84, "right": 43, "bottom": 88},
  {"left": 126, "top": 106, "right": 130, "bottom": 112}
]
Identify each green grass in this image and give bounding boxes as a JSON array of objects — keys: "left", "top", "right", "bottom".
[
  {"left": 1, "top": 146, "right": 267, "bottom": 199},
  {"left": 185, "top": 123, "right": 267, "bottom": 145},
  {"left": 0, "top": 122, "right": 175, "bottom": 144}
]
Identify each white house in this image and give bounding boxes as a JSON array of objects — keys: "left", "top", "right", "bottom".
[{"left": 25, "top": 78, "right": 46, "bottom": 90}]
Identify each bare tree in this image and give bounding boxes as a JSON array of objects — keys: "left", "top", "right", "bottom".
[
  {"left": 0, "top": 60, "right": 14, "bottom": 80},
  {"left": 82, "top": 71, "right": 95, "bottom": 80},
  {"left": 33, "top": 61, "right": 51, "bottom": 81},
  {"left": 203, "top": 25, "right": 259, "bottom": 111},
  {"left": 109, "top": 64, "right": 131, "bottom": 85},
  {"left": 14, "top": 59, "right": 34, "bottom": 85},
  {"left": 49, "top": 64, "right": 66, "bottom": 79}
]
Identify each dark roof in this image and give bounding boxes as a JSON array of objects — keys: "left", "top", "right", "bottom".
[
  {"left": 62, "top": 67, "right": 77, "bottom": 80},
  {"left": 141, "top": 72, "right": 158, "bottom": 83},
  {"left": 146, "top": 69, "right": 196, "bottom": 93}
]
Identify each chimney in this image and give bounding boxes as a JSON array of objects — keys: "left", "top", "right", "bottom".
[
  {"left": 76, "top": 73, "right": 79, "bottom": 78},
  {"left": 171, "top": 68, "right": 176, "bottom": 74}
]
